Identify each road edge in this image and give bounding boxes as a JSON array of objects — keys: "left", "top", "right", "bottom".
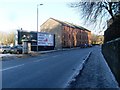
[
  {"left": 0, "top": 47, "right": 83, "bottom": 61},
  {"left": 65, "top": 51, "right": 92, "bottom": 88}
]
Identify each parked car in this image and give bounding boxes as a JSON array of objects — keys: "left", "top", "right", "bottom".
[
  {"left": 80, "top": 44, "right": 87, "bottom": 48},
  {"left": 0, "top": 46, "right": 11, "bottom": 54},
  {"left": 10, "top": 45, "right": 23, "bottom": 54},
  {"left": 88, "top": 44, "right": 93, "bottom": 47}
]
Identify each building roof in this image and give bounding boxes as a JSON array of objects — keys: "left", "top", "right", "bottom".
[{"left": 49, "top": 18, "right": 91, "bottom": 32}]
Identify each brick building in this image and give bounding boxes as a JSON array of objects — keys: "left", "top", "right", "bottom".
[{"left": 40, "top": 18, "right": 91, "bottom": 49}]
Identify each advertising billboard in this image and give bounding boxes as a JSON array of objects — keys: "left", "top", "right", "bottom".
[
  {"left": 37, "top": 33, "right": 54, "bottom": 46},
  {"left": 17, "top": 30, "right": 37, "bottom": 45}
]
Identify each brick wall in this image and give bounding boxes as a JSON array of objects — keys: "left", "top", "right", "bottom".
[
  {"left": 40, "top": 18, "right": 91, "bottom": 49},
  {"left": 40, "top": 18, "right": 62, "bottom": 49},
  {"left": 62, "top": 25, "right": 91, "bottom": 48}
]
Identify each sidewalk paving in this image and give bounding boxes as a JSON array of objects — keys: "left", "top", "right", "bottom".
[{"left": 69, "top": 47, "right": 120, "bottom": 88}]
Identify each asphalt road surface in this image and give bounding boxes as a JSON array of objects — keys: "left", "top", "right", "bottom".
[{"left": 1, "top": 47, "right": 93, "bottom": 88}]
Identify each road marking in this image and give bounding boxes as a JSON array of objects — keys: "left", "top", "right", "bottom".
[
  {"left": 33, "top": 58, "right": 47, "bottom": 62},
  {"left": 52, "top": 55, "right": 60, "bottom": 58},
  {"left": 33, "top": 59, "right": 44, "bottom": 62},
  {"left": 1, "top": 54, "right": 65, "bottom": 71},
  {"left": 1, "top": 64, "right": 25, "bottom": 72},
  {"left": 33, "top": 55, "right": 61, "bottom": 63}
]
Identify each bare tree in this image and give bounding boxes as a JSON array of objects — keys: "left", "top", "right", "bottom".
[
  {"left": 91, "top": 33, "right": 104, "bottom": 44},
  {"left": 70, "top": 0, "right": 120, "bottom": 29},
  {"left": 0, "top": 31, "right": 15, "bottom": 45},
  {"left": 7, "top": 32, "right": 15, "bottom": 45}
]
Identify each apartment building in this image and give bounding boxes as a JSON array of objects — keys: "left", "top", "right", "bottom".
[{"left": 40, "top": 18, "right": 91, "bottom": 49}]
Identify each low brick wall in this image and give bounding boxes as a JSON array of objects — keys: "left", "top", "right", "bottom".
[{"left": 102, "top": 39, "right": 120, "bottom": 86}]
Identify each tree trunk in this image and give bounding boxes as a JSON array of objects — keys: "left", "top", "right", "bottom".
[{"left": 108, "top": 2, "right": 115, "bottom": 21}]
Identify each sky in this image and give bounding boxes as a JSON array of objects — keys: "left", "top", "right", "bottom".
[{"left": 0, "top": 0, "right": 106, "bottom": 35}]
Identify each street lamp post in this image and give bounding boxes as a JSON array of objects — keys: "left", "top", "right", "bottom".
[{"left": 37, "top": 4, "right": 43, "bottom": 52}]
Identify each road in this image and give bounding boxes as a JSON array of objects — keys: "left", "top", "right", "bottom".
[{"left": 1, "top": 47, "right": 94, "bottom": 88}]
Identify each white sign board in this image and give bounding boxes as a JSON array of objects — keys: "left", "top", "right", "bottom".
[{"left": 37, "top": 33, "right": 54, "bottom": 46}]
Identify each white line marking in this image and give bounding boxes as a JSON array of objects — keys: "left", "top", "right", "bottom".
[
  {"left": 52, "top": 55, "right": 60, "bottom": 58},
  {"left": 33, "top": 57, "right": 52, "bottom": 62},
  {"left": 33, "top": 58, "right": 47, "bottom": 62},
  {"left": 34, "top": 55, "right": 61, "bottom": 62},
  {"left": 1, "top": 54, "right": 61, "bottom": 71},
  {"left": 1, "top": 64, "right": 25, "bottom": 72}
]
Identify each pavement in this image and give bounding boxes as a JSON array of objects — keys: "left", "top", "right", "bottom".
[{"left": 68, "top": 46, "right": 120, "bottom": 88}]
